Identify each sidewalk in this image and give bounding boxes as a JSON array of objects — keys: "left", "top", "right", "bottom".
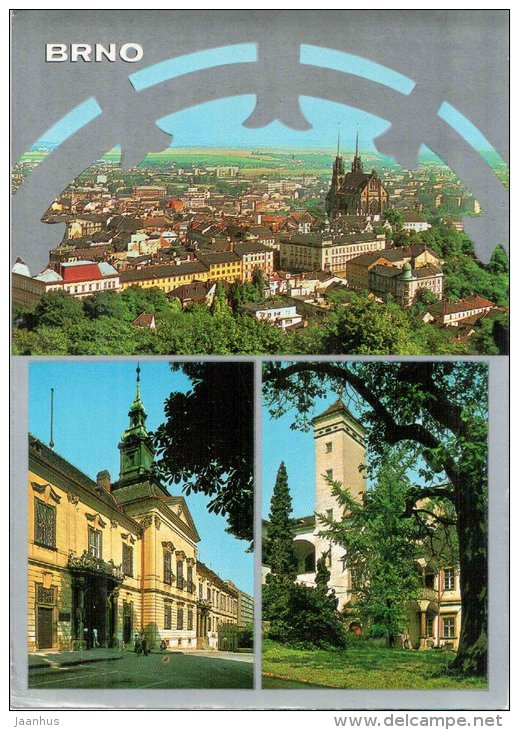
[{"left": 29, "top": 648, "right": 124, "bottom": 671}]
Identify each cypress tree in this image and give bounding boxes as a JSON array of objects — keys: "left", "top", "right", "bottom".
[{"left": 265, "top": 461, "right": 298, "bottom": 583}]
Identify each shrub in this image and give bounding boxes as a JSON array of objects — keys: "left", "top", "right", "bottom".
[{"left": 263, "top": 582, "right": 347, "bottom": 649}]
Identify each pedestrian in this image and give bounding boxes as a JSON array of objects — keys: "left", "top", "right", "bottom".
[
  {"left": 160, "top": 639, "right": 167, "bottom": 651},
  {"left": 141, "top": 636, "right": 150, "bottom": 656},
  {"left": 134, "top": 633, "right": 142, "bottom": 654},
  {"left": 92, "top": 627, "right": 99, "bottom": 648}
]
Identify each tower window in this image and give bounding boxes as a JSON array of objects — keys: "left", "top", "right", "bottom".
[
  {"left": 326, "top": 469, "right": 333, "bottom": 482},
  {"left": 325, "top": 442, "right": 333, "bottom": 453}
]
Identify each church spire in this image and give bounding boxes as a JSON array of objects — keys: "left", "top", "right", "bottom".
[
  {"left": 351, "top": 130, "right": 363, "bottom": 173},
  {"left": 337, "top": 124, "right": 341, "bottom": 157},
  {"left": 135, "top": 362, "right": 142, "bottom": 402},
  {"left": 117, "top": 363, "right": 156, "bottom": 485}
]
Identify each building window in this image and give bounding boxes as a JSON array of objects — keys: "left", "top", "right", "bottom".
[
  {"left": 444, "top": 568, "right": 455, "bottom": 591},
  {"left": 187, "top": 610, "right": 193, "bottom": 631},
  {"left": 34, "top": 500, "right": 56, "bottom": 549},
  {"left": 187, "top": 565, "right": 194, "bottom": 593},
  {"left": 326, "top": 469, "right": 333, "bottom": 482},
  {"left": 325, "top": 442, "right": 333, "bottom": 453},
  {"left": 199, "top": 583, "right": 204, "bottom": 599},
  {"left": 88, "top": 527, "right": 102, "bottom": 558},
  {"left": 163, "top": 551, "right": 172, "bottom": 584},
  {"left": 424, "top": 572, "right": 435, "bottom": 589},
  {"left": 122, "top": 543, "right": 133, "bottom": 577},
  {"left": 177, "top": 606, "right": 184, "bottom": 630},
  {"left": 442, "top": 616, "right": 455, "bottom": 639},
  {"left": 164, "top": 603, "right": 172, "bottom": 630},
  {"left": 176, "top": 561, "right": 184, "bottom": 589},
  {"left": 426, "top": 615, "right": 434, "bottom": 638}
]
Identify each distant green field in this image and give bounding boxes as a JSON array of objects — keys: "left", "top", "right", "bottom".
[{"left": 16, "top": 145, "right": 508, "bottom": 183}]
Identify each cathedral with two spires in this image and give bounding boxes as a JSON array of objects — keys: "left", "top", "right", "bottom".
[{"left": 325, "top": 132, "right": 389, "bottom": 218}]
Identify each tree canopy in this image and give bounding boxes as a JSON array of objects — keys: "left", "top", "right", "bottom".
[
  {"left": 321, "top": 448, "right": 423, "bottom": 647},
  {"left": 152, "top": 362, "right": 254, "bottom": 544}
]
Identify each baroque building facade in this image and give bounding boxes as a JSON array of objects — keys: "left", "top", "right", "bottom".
[
  {"left": 263, "top": 398, "right": 461, "bottom": 650},
  {"left": 28, "top": 367, "right": 244, "bottom": 653}
]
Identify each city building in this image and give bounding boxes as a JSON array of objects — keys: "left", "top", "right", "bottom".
[
  {"left": 235, "top": 588, "right": 254, "bottom": 629},
  {"left": 13, "top": 259, "right": 120, "bottom": 303},
  {"left": 28, "top": 367, "right": 247, "bottom": 653},
  {"left": 325, "top": 133, "right": 389, "bottom": 218},
  {"left": 119, "top": 261, "right": 210, "bottom": 293},
  {"left": 234, "top": 241, "right": 275, "bottom": 282},
  {"left": 197, "top": 563, "right": 239, "bottom": 650},
  {"left": 401, "top": 211, "right": 431, "bottom": 233},
  {"left": 132, "top": 185, "right": 168, "bottom": 199},
  {"left": 12, "top": 259, "right": 46, "bottom": 307},
  {"left": 369, "top": 262, "right": 444, "bottom": 307},
  {"left": 263, "top": 397, "right": 461, "bottom": 650},
  {"left": 347, "top": 243, "right": 443, "bottom": 305},
  {"left": 240, "top": 300, "right": 304, "bottom": 331},
  {"left": 425, "top": 293, "right": 497, "bottom": 325},
  {"left": 279, "top": 231, "right": 386, "bottom": 275}
]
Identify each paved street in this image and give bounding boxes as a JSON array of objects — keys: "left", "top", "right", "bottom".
[{"left": 29, "top": 650, "right": 253, "bottom": 689}]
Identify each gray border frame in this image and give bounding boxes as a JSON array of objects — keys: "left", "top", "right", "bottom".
[
  {"left": 10, "top": 6, "right": 509, "bottom": 710},
  {"left": 10, "top": 355, "right": 509, "bottom": 709}
]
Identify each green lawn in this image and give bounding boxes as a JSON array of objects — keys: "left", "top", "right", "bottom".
[{"left": 262, "top": 640, "right": 487, "bottom": 690}]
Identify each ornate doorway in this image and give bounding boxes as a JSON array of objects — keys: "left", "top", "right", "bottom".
[{"left": 69, "top": 551, "right": 123, "bottom": 649}]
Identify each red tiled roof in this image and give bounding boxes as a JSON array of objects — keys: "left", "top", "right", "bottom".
[
  {"left": 61, "top": 263, "right": 102, "bottom": 283},
  {"left": 440, "top": 293, "right": 495, "bottom": 315},
  {"left": 132, "top": 313, "right": 155, "bottom": 327}
]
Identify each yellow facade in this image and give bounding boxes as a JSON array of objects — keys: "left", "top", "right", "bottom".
[
  {"left": 28, "top": 374, "right": 241, "bottom": 653},
  {"left": 119, "top": 267, "right": 210, "bottom": 294},
  {"left": 204, "top": 260, "right": 242, "bottom": 282},
  {"left": 118, "top": 257, "right": 244, "bottom": 295},
  {"left": 196, "top": 563, "right": 239, "bottom": 650},
  {"left": 28, "top": 443, "right": 142, "bottom": 652}
]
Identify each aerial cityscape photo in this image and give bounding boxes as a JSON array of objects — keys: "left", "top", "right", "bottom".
[{"left": 12, "top": 98, "right": 509, "bottom": 356}]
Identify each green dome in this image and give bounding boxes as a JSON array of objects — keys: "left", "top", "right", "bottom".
[{"left": 401, "top": 262, "right": 413, "bottom": 280}]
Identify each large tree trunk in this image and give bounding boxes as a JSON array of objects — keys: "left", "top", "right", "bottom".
[{"left": 450, "top": 478, "right": 487, "bottom": 675}]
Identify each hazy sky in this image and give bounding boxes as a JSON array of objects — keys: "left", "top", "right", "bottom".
[{"left": 29, "top": 361, "right": 253, "bottom": 596}]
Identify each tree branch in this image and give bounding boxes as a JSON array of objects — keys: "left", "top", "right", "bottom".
[{"left": 265, "top": 362, "right": 462, "bottom": 486}]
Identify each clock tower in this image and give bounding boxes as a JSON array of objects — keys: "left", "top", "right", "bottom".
[{"left": 117, "top": 364, "right": 156, "bottom": 485}]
